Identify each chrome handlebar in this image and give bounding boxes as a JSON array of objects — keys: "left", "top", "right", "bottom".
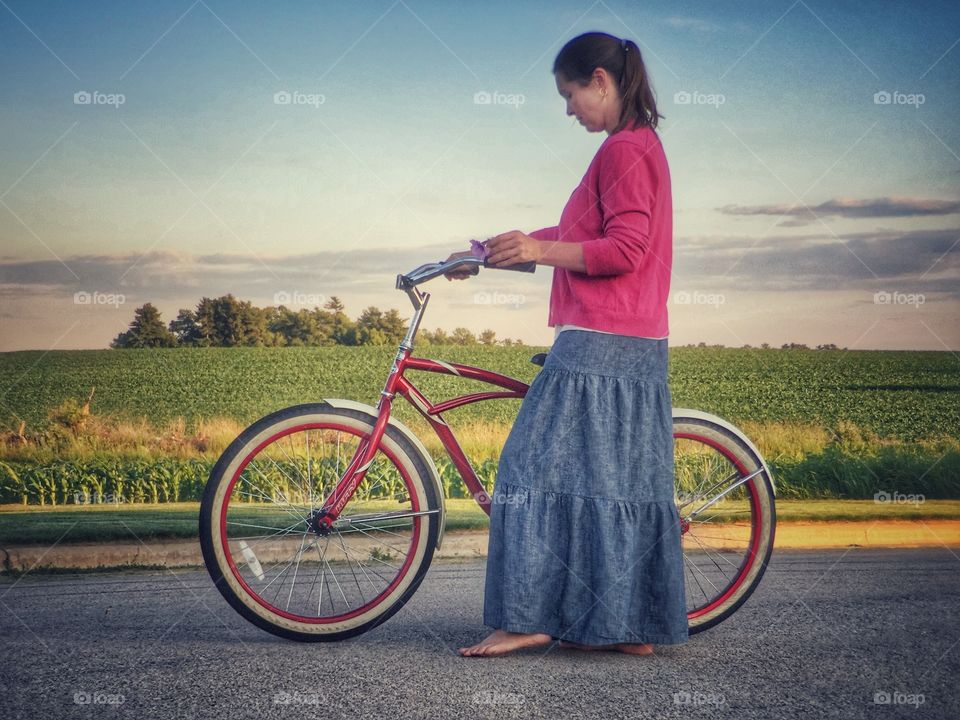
[{"left": 396, "top": 255, "right": 535, "bottom": 291}]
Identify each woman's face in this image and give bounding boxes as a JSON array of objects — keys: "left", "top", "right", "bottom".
[{"left": 555, "top": 71, "right": 612, "bottom": 133}]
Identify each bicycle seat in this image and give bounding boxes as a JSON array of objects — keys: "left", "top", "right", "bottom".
[{"left": 530, "top": 352, "right": 547, "bottom": 367}]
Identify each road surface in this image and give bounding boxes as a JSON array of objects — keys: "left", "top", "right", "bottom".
[{"left": 0, "top": 548, "right": 957, "bottom": 719}]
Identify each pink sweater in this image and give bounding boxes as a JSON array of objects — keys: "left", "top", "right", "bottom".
[{"left": 530, "top": 120, "right": 673, "bottom": 338}]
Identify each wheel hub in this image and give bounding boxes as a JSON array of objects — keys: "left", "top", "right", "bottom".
[{"left": 307, "top": 509, "right": 332, "bottom": 536}]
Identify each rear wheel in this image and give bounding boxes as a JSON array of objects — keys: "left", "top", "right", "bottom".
[
  {"left": 199, "top": 403, "right": 441, "bottom": 642},
  {"left": 673, "top": 416, "right": 776, "bottom": 634}
]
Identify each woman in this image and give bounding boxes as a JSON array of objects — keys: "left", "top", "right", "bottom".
[{"left": 453, "top": 32, "right": 688, "bottom": 658}]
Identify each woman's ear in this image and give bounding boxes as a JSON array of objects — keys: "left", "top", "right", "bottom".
[
  {"left": 592, "top": 68, "right": 604, "bottom": 90},
  {"left": 592, "top": 67, "right": 609, "bottom": 94}
]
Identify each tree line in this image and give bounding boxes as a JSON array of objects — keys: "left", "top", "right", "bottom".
[{"left": 111, "top": 295, "right": 523, "bottom": 349}]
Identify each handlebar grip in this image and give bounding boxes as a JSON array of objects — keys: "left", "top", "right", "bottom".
[{"left": 483, "top": 259, "right": 536, "bottom": 273}]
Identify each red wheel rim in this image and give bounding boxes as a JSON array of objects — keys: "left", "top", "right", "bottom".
[
  {"left": 219, "top": 422, "right": 423, "bottom": 624},
  {"left": 675, "top": 431, "right": 763, "bottom": 619}
]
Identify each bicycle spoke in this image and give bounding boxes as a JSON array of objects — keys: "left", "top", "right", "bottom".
[
  {"left": 688, "top": 539, "right": 743, "bottom": 572},
  {"left": 688, "top": 533, "right": 735, "bottom": 578},
  {"left": 334, "top": 522, "right": 417, "bottom": 534},
  {"left": 260, "top": 452, "right": 312, "bottom": 506},
  {"left": 241, "top": 466, "right": 309, "bottom": 523},
  {"left": 686, "top": 468, "right": 764, "bottom": 520},
  {"left": 241, "top": 521, "right": 309, "bottom": 553},
  {"left": 346, "top": 524, "right": 412, "bottom": 561},
  {"left": 686, "top": 554, "right": 721, "bottom": 595},
  {"left": 226, "top": 520, "right": 303, "bottom": 533},
  {"left": 683, "top": 554, "right": 711, "bottom": 602},
  {"left": 323, "top": 552, "right": 350, "bottom": 608},
  {"left": 259, "top": 537, "right": 318, "bottom": 595},
  {"left": 335, "top": 533, "right": 367, "bottom": 606},
  {"left": 334, "top": 509, "right": 437, "bottom": 526},
  {"left": 234, "top": 485, "right": 307, "bottom": 525},
  {"left": 276, "top": 432, "right": 316, "bottom": 504},
  {"left": 347, "top": 522, "right": 412, "bottom": 540},
  {"left": 285, "top": 534, "right": 309, "bottom": 611},
  {"left": 678, "top": 469, "right": 740, "bottom": 510},
  {"left": 695, "top": 509, "right": 750, "bottom": 525},
  {"left": 305, "top": 429, "right": 314, "bottom": 509},
  {"left": 315, "top": 537, "right": 331, "bottom": 615}
]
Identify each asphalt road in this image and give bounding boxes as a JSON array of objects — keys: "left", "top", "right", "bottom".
[{"left": 0, "top": 548, "right": 957, "bottom": 719}]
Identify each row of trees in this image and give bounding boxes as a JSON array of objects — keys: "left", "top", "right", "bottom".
[
  {"left": 111, "top": 296, "right": 849, "bottom": 350},
  {"left": 111, "top": 296, "right": 524, "bottom": 348}
]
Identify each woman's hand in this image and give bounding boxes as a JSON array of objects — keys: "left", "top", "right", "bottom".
[
  {"left": 442, "top": 250, "right": 476, "bottom": 281},
  {"left": 485, "top": 230, "right": 542, "bottom": 268}
]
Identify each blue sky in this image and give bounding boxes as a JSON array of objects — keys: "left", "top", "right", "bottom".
[{"left": 1, "top": 0, "right": 958, "bottom": 350}]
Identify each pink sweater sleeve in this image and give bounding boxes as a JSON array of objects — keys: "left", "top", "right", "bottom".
[
  {"left": 580, "top": 140, "right": 656, "bottom": 276},
  {"left": 529, "top": 225, "right": 559, "bottom": 241}
]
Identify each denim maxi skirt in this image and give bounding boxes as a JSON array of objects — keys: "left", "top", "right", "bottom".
[{"left": 482, "top": 330, "right": 689, "bottom": 645}]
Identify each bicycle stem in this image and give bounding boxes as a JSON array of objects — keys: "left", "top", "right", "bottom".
[{"left": 398, "top": 284, "right": 429, "bottom": 351}]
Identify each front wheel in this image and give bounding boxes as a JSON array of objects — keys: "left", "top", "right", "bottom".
[
  {"left": 199, "top": 403, "right": 442, "bottom": 642},
  {"left": 673, "top": 413, "right": 777, "bottom": 634}
]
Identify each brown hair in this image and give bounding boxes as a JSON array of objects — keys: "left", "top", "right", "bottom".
[{"left": 552, "top": 32, "right": 663, "bottom": 133}]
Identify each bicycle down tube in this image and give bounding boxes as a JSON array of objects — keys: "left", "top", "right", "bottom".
[{"left": 313, "top": 347, "right": 529, "bottom": 528}]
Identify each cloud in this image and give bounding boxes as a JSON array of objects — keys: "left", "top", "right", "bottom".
[
  {"left": 673, "top": 227, "right": 960, "bottom": 295},
  {"left": 2, "top": 229, "right": 957, "bottom": 309},
  {"left": 717, "top": 197, "right": 960, "bottom": 227},
  {"left": 0, "top": 242, "right": 459, "bottom": 301}
]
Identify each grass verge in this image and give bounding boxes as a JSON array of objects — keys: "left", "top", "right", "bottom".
[{"left": 2, "top": 499, "right": 959, "bottom": 546}]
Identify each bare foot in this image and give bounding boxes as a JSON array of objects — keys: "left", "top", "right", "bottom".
[
  {"left": 458, "top": 629, "right": 553, "bottom": 657},
  {"left": 615, "top": 642, "right": 655, "bottom": 656},
  {"left": 559, "top": 640, "right": 654, "bottom": 656}
]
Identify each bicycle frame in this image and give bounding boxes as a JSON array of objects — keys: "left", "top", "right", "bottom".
[
  {"left": 312, "top": 270, "right": 529, "bottom": 532},
  {"left": 202, "top": 254, "right": 775, "bottom": 640}
]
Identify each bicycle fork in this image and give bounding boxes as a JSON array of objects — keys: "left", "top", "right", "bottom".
[{"left": 307, "top": 345, "right": 412, "bottom": 535}]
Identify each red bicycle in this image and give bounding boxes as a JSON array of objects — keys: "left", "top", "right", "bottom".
[{"left": 199, "top": 255, "right": 776, "bottom": 642}]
